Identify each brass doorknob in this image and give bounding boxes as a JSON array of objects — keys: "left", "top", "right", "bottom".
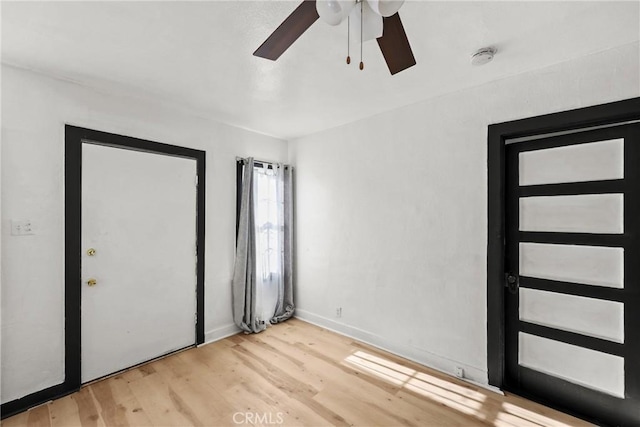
[
  {"left": 87, "top": 278, "right": 97, "bottom": 287},
  {"left": 87, "top": 248, "right": 96, "bottom": 256}
]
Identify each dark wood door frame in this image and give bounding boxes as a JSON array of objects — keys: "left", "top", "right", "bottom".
[
  {"left": 1, "top": 125, "right": 206, "bottom": 419},
  {"left": 487, "top": 97, "right": 640, "bottom": 424}
]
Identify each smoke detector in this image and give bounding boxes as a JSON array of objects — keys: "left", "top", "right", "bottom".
[{"left": 471, "top": 47, "right": 497, "bottom": 66}]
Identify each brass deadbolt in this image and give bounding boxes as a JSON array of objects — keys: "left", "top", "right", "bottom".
[
  {"left": 87, "top": 248, "right": 96, "bottom": 256},
  {"left": 87, "top": 278, "right": 97, "bottom": 287}
]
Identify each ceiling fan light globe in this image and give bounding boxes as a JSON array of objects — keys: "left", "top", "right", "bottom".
[
  {"left": 350, "top": 1, "right": 383, "bottom": 41},
  {"left": 367, "top": 0, "right": 405, "bottom": 17},
  {"left": 317, "top": 0, "right": 356, "bottom": 26}
]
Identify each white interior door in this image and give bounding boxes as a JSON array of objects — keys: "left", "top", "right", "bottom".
[{"left": 81, "top": 142, "right": 197, "bottom": 383}]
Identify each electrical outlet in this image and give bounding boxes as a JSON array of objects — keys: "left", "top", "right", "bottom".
[
  {"left": 336, "top": 307, "right": 342, "bottom": 318},
  {"left": 455, "top": 366, "right": 464, "bottom": 378},
  {"left": 11, "top": 220, "right": 34, "bottom": 236}
]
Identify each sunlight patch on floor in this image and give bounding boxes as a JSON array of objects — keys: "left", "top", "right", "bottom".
[
  {"left": 344, "top": 350, "right": 578, "bottom": 427},
  {"left": 413, "top": 371, "right": 486, "bottom": 401},
  {"left": 344, "top": 351, "right": 414, "bottom": 386},
  {"left": 494, "top": 409, "right": 543, "bottom": 427},
  {"left": 344, "top": 350, "right": 486, "bottom": 418},
  {"left": 404, "top": 379, "right": 485, "bottom": 417},
  {"left": 499, "top": 402, "right": 575, "bottom": 427}
]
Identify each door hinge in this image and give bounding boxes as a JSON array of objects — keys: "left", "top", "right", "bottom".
[{"left": 195, "top": 175, "right": 198, "bottom": 186}]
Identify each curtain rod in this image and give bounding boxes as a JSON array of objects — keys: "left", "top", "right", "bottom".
[{"left": 235, "top": 156, "right": 290, "bottom": 168}]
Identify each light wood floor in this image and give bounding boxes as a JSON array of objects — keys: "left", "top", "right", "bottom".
[{"left": 2, "top": 318, "right": 591, "bottom": 427}]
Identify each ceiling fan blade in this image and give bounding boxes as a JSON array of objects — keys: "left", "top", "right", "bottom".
[
  {"left": 254, "top": 0, "right": 319, "bottom": 61},
  {"left": 376, "top": 13, "right": 416, "bottom": 75}
]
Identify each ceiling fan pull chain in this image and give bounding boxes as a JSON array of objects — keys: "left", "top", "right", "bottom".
[
  {"left": 359, "top": 0, "right": 364, "bottom": 70},
  {"left": 346, "top": 16, "right": 351, "bottom": 64}
]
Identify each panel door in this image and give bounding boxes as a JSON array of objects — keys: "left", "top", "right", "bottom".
[
  {"left": 81, "top": 142, "right": 197, "bottom": 383},
  {"left": 504, "top": 124, "right": 640, "bottom": 425}
]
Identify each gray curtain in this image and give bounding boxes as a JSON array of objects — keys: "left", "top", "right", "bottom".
[
  {"left": 271, "top": 165, "right": 294, "bottom": 324},
  {"left": 232, "top": 158, "right": 294, "bottom": 333},
  {"left": 232, "top": 158, "right": 265, "bottom": 333}
]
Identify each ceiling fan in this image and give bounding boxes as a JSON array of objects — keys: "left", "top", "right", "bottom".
[{"left": 253, "top": 0, "right": 416, "bottom": 75}]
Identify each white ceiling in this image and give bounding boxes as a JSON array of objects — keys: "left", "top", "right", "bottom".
[{"left": 2, "top": 1, "right": 638, "bottom": 139}]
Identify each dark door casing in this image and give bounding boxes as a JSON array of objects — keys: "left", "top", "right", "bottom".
[{"left": 487, "top": 97, "right": 640, "bottom": 426}]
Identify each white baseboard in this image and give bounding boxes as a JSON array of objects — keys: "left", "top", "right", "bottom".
[
  {"left": 202, "top": 323, "right": 242, "bottom": 346},
  {"left": 294, "top": 309, "right": 502, "bottom": 395}
]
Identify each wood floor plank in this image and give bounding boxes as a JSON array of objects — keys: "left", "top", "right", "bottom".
[
  {"left": 3, "top": 318, "right": 593, "bottom": 427},
  {"left": 126, "top": 372, "right": 200, "bottom": 426},
  {"left": 72, "top": 387, "right": 105, "bottom": 427},
  {"left": 96, "top": 397, "right": 153, "bottom": 427},
  {"left": 48, "top": 395, "right": 82, "bottom": 427},
  {"left": 153, "top": 357, "right": 234, "bottom": 423},
  {"left": 220, "top": 363, "right": 329, "bottom": 426},
  {"left": 313, "top": 381, "right": 415, "bottom": 426},
  {"left": 90, "top": 376, "right": 135, "bottom": 409},
  {"left": 24, "top": 406, "right": 50, "bottom": 427},
  {"left": 88, "top": 379, "right": 152, "bottom": 427},
  {"left": 233, "top": 335, "right": 327, "bottom": 392},
  {"left": 0, "top": 411, "right": 29, "bottom": 427}
]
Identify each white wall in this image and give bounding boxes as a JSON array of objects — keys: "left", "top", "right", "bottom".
[
  {"left": 289, "top": 43, "right": 640, "bottom": 384},
  {"left": 2, "top": 41, "right": 638, "bottom": 404},
  {"left": 0, "top": 64, "right": 287, "bottom": 403}
]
